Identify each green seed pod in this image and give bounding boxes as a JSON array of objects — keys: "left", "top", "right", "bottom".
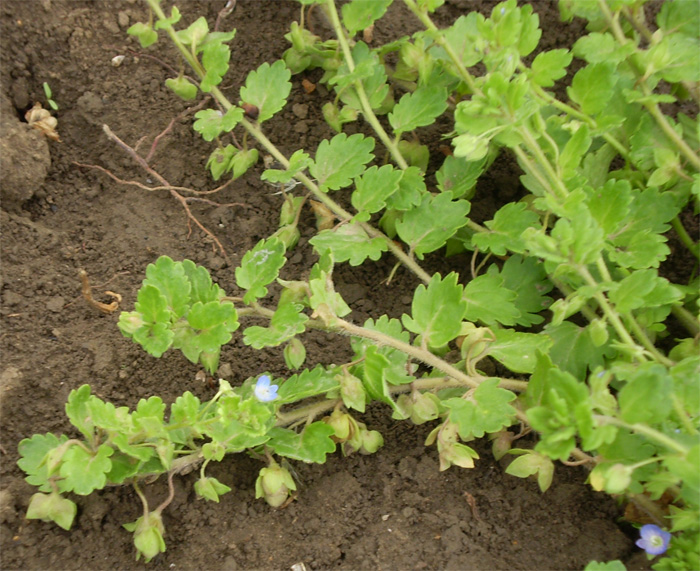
[
  {"left": 255, "top": 462, "right": 296, "bottom": 508},
  {"left": 359, "top": 429, "right": 384, "bottom": 455}
]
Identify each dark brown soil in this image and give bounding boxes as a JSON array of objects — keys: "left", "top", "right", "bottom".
[{"left": 1, "top": 1, "right": 652, "bottom": 569}]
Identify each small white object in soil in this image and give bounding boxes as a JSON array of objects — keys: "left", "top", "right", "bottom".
[{"left": 111, "top": 55, "right": 126, "bottom": 67}]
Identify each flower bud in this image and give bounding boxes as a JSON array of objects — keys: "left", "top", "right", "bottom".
[
  {"left": 323, "top": 410, "right": 354, "bottom": 442},
  {"left": 409, "top": 391, "right": 440, "bottom": 425},
  {"left": 123, "top": 512, "right": 166, "bottom": 562},
  {"left": 255, "top": 462, "right": 296, "bottom": 508},
  {"left": 279, "top": 196, "right": 305, "bottom": 226},
  {"left": 278, "top": 279, "right": 309, "bottom": 306},
  {"left": 284, "top": 337, "right": 306, "bottom": 370},
  {"left": 338, "top": 372, "right": 366, "bottom": 412},
  {"left": 359, "top": 429, "right": 384, "bottom": 454},
  {"left": 118, "top": 311, "right": 145, "bottom": 336},
  {"left": 272, "top": 224, "right": 300, "bottom": 251},
  {"left": 489, "top": 430, "right": 514, "bottom": 461}
]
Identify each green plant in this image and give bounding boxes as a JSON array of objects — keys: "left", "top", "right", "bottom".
[
  {"left": 42, "top": 82, "right": 58, "bottom": 111},
  {"left": 19, "top": 0, "right": 699, "bottom": 566}
]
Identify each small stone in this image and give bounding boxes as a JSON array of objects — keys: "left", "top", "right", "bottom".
[
  {"left": 292, "top": 103, "right": 308, "bottom": 119},
  {"left": 217, "top": 362, "right": 233, "bottom": 379},
  {"left": 45, "top": 296, "right": 65, "bottom": 312},
  {"left": 103, "top": 16, "right": 120, "bottom": 34},
  {"left": 294, "top": 121, "right": 308, "bottom": 134},
  {"left": 117, "top": 11, "right": 130, "bottom": 28},
  {"left": 11, "top": 77, "right": 29, "bottom": 109}
]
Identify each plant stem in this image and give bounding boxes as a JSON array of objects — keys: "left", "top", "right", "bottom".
[
  {"left": 671, "top": 216, "right": 700, "bottom": 261},
  {"left": 578, "top": 266, "right": 648, "bottom": 360},
  {"left": 237, "top": 301, "right": 529, "bottom": 393},
  {"left": 146, "top": 2, "right": 432, "bottom": 283},
  {"left": 596, "top": 0, "right": 700, "bottom": 170},
  {"left": 594, "top": 415, "right": 690, "bottom": 455},
  {"left": 671, "top": 305, "right": 700, "bottom": 337},
  {"left": 323, "top": 0, "right": 409, "bottom": 170},
  {"left": 402, "top": 0, "right": 482, "bottom": 96},
  {"left": 336, "top": 318, "right": 529, "bottom": 392}
]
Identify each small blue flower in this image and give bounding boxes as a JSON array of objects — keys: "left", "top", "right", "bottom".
[
  {"left": 636, "top": 524, "right": 671, "bottom": 556},
  {"left": 254, "top": 375, "right": 278, "bottom": 402}
]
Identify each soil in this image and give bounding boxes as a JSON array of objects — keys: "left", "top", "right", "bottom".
[{"left": 0, "top": 1, "right": 659, "bottom": 570}]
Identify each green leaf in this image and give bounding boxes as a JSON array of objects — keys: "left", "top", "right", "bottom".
[
  {"left": 351, "top": 316, "right": 412, "bottom": 386},
  {"left": 267, "top": 423, "right": 337, "bottom": 463},
  {"left": 336, "top": 42, "right": 390, "bottom": 111},
  {"left": 486, "top": 255, "right": 552, "bottom": 326},
  {"left": 277, "top": 366, "right": 339, "bottom": 402},
  {"left": 463, "top": 274, "right": 520, "bottom": 327},
  {"left": 207, "top": 145, "right": 237, "bottom": 181},
  {"left": 351, "top": 164, "right": 403, "bottom": 217},
  {"left": 262, "top": 149, "right": 313, "bottom": 184},
  {"left": 402, "top": 273, "right": 466, "bottom": 348},
  {"left": 573, "top": 33, "right": 634, "bottom": 64},
  {"left": 181, "top": 259, "right": 225, "bottom": 305},
  {"left": 235, "top": 238, "right": 287, "bottom": 304},
  {"left": 559, "top": 123, "right": 591, "bottom": 177},
  {"left": 65, "top": 384, "right": 95, "bottom": 441},
  {"left": 397, "top": 140, "right": 430, "bottom": 171},
  {"left": 175, "top": 16, "right": 208, "bottom": 47},
  {"left": 388, "top": 86, "right": 448, "bottom": 135},
  {"left": 240, "top": 60, "right": 292, "bottom": 123},
  {"left": 143, "top": 256, "right": 191, "bottom": 318},
  {"left": 505, "top": 451, "right": 555, "bottom": 492},
  {"left": 443, "top": 379, "right": 517, "bottom": 439},
  {"left": 586, "top": 179, "right": 633, "bottom": 236},
  {"left": 127, "top": 22, "right": 158, "bottom": 48},
  {"left": 229, "top": 147, "right": 259, "bottom": 179},
  {"left": 194, "top": 107, "right": 244, "bottom": 142},
  {"left": 544, "top": 321, "right": 605, "bottom": 380},
  {"left": 59, "top": 444, "right": 113, "bottom": 495},
  {"left": 200, "top": 41, "right": 230, "bottom": 92},
  {"left": 26, "top": 492, "right": 77, "bottom": 531},
  {"left": 361, "top": 346, "right": 406, "bottom": 413},
  {"left": 310, "top": 133, "right": 375, "bottom": 192},
  {"left": 342, "top": 0, "right": 392, "bottom": 34},
  {"left": 657, "top": 0, "right": 700, "bottom": 38},
  {"left": 472, "top": 202, "right": 540, "bottom": 255},
  {"left": 608, "top": 187, "right": 679, "bottom": 269},
  {"left": 194, "top": 476, "right": 232, "bottom": 503},
  {"left": 18, "top": 433, "right": 69, "bottom": 492},
  {"left": 154, "top": 6, "right": 181, "bottom": 30},
  {"left": 308, "top": 254, "right": 352, "bottom": 321},
  {"left": 567, "top": 62, "right": 618, "bottom": 115},
  {"left": 583, "top": 561, "right": 627, "bottom": 571},
  {"left": 169, "top": 392, "right": 202, "bottom": 426},
  {"left": 618, "top": 363, "right": 673, "bottom": 425},
  {"left": 428, "top": 13, "right": 483, "bottom": 68},
  {"left": 396, "top": 193, "right": 470, "bottom": 259},
  {"left": 487, "top": 328, "right": 553, "bottom": 374},
  {"left": 436, "top": 155, "right": 486, "bottom": 200},
  {"left": 309, "top": 223, "right": 388, "bottom": 266},
  {"left": 385, "top": 166, "right": 426, "bottom": 210},
  {"left": 186, "top": 300, "right": 239, "bottom": 353},
  {"left": 243, "top": 302, "right": 308, "bottom": 349},
  {"left": 165, "top": 76, "right": 197, "bottom": 100},
  {"left": 609, "top": 269, "right": 682, "bottom": 313},
  {"left": 530, "top": 49, "right": 572, "bottom": 87}
]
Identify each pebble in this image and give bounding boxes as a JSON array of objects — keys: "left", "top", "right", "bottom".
[
  {"left": 117, "top": 11, "right": 130, "bottom": 29},
  {"left": 292, "top": 103, "right": 308, "bottom": 119},
  {"left": 45, "top": 296, "right": 65, "bottom": 312}
]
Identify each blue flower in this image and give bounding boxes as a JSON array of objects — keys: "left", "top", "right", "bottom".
[
  {"left": 254, "top": 375, "right": 278, "bottom": 402},
  {"left": 636, "top": 524, "right": 671, "bottom": 556}
]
